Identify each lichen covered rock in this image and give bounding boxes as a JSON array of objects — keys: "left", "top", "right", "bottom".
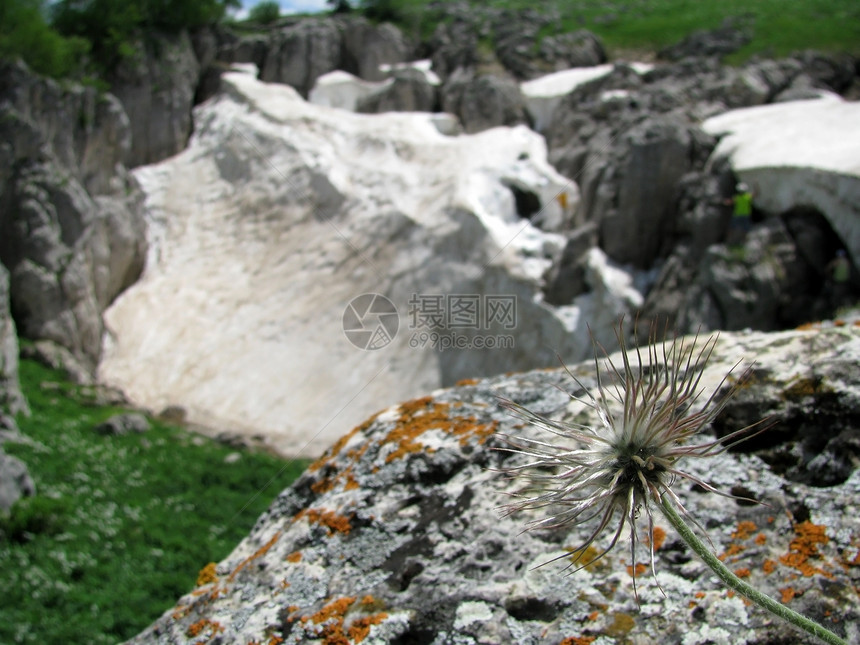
[{"left": 128, "top": 327, "right": 860, "bottom": 644}]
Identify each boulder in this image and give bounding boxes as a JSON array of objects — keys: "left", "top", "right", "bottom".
[
  {"left": 108, "top": 30, "right": 201, "bottom": 168},
  {"left": 429, "top": 19, "right": 480, "bottom": 80},
  {"left": 356, "top": 68, "right": 438, "bottom": 114},
  {"left": 260, "top": 20, "right": 342, "bottom": 97},
  {"left": 537, "top": 30, "right": 607, "bottom": 71},
  {"left": 441, "top": 70, "right": 531, "bottom": 133},
  {"left": 0, "top": 265, "right": 27, "bottom": 416},
  {"left": 309, "top": 70, "right": 388, "bottom": 111},
  {"left": 0, "top": 61, "right": 147, "bottom": 374},
  {"left": 339, "top": 17, "right": 413, "bottom": 82},
  {"left": 94, "top": 70, "right": 672, "bottom": 458},
  {"left": 126, "top": 327, "right": 860, "bottom": 644},
  {"left": 542, "top": 222, "right": 598, "bottom": 305},
  {"left": 94, "top": 412, "right": 150, "bottom": 436},
  {"left": 0, "top": 451, "right": 35, "bottom": 513},
  {"left": 701, "top": 94, "right": 860, "bottom": 267},
  {"left": 658, "top": 16, "right": 753, "bottom": 61}
]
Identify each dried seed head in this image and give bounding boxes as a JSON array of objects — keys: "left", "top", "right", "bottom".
[{"left": 497, "top": 321, "right": 763, "bottom": 597}]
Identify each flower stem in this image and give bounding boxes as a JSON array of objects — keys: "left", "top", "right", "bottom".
[{"left": 659, "top": 496, "right": 846, "bottom": 645}]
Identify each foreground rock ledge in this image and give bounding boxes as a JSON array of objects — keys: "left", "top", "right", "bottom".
[{"left": 128, "top": 327, "right": 860, "bottom": 645}]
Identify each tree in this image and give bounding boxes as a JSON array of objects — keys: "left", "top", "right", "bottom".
[
  {"left": 327, "top": 0, "right": 352, "bottom": 13},
  {"left": 248, "top": 1, "right": 280, "bottom": 25},
  {"left": 0, "top": 0, "right": 89, "bottom": 77}
]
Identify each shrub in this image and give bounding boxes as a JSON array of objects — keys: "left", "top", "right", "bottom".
[
  {"left": 0, "top": 0, "right": 89, "bottom": 77},
  {"left": 249, "top": 1, "right": 280, "bottom": 24}
]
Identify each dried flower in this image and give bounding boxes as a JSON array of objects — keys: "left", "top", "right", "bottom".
[{"left": 498, "top": 322, "right": 757, "bottom": 592}]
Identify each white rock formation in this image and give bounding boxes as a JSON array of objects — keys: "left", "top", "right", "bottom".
[
  {"left": 521, "top": 62, "right": 653, "bottom": 131},
  {"left": 98, "top": 69, "right": 644, "bottom": 457},
  {"left": 308, "top": 70, "right": 389, "bottom": 111},
  {"left": 703, "top": 94, "right": 860, "bottom": 264},
  {"left": 309, "top": 61, "right": 440, "bottom": 112}
]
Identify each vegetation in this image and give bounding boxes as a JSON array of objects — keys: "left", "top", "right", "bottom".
[
  {"left": 0, "top": 0, "right": 89, "bottom": 78},
  {"left": 2, "top": 0, "right": 857, "bottom": 80},
  {"left": 359, "top": 0, "right": 860, "bottom": 59},
  {"left": 248, "top": 0, "right": 281, "bottom": 25},
  {"left": 0, "top": 357, "right": 310, "bottom": 644}
]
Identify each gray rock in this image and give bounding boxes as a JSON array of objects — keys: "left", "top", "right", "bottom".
[
  {"left": 658, "top": 16, "right": 753, "bottom": 61},
  {"left": 599, "top": 116, "right": 692, "bottom": 269},
  {"left": 108, "top": 30, "right": 201, "bottom": 168},
  {"left": 125, "top": 327, "right": 860, "bottom": 644},
  {"left": 429, "top": 19, "right": 480, "bottom": 80},
  {"left": 542, "top": 222, "right": 599, "bottom": 305},
  {"left": 94, "top": 412, "right": 150, "bottom": 436},
  {"left": 0, "top": 61, "right": 147, "bottom": 373},
  {"left": 0, "top": 264, "right": 27, "bottom": 416},
  {"left": 538, "top": 29, "right": 607, "bottom": 71},
  {"left": 261, "top": 19, "right": 342, "bottom": 97},
  {"left": 0, "top": 451, "right": 35, "bottom": 513},
  {"left": 355, "top": 69, "right": 437, "bottom": 113},
  {"left": 339, "top": 17, "right": 413, "bottom": 82},
  {"left": 441, "top": 70, "right": 530, "bottom": 133}
]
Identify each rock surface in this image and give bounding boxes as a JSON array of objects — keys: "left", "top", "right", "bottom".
[
  {"left": 0, "top": 264, "right": 26, "bottom": 416},
  {"left": 97, "top": 67, "right": 655, "bottom": 458},
  {"left": 701, "top": 94, "right": 860, "bottom": 267},
  {"left": 0, "top": 61, "right": 147, "bottom": 374},
  {"left": 127, "top": 326, "right": 860, "bottom": 644},
  {"left": 0, "top": 451, "right": 35, "bottom": 513},
  {"left": 108, "top": 30, "right": 202, "bottom": 168}
]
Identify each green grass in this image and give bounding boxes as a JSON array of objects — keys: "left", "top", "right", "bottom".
[
  {"left": 386, "top": 0, "right": 860, "bottom": 60},
  {"left": 0, "top": 358, "right": 311, "bottom": 644}
]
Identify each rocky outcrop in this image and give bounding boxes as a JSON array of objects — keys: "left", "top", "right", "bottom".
[
  {"left": 0, "top": 61, "right": 147, "bottom": 375},
  {"left": 658, "top": 17, "right": 753, "bottom": 61},
  {"left": 0, "top": 265, "right": 26, "bottom": 416},
  {"left": 356, "top": 68, "right": 437, "bottom": 113},
  {"left": 339, "top": 17, "right": 413, "bottom": 82},
  {"left": 259, "top": 17, "right": 412, "bottom": 97},
  {"left": 127, "top": 326, "right": 860, "bottom": 644},
  {"left": 701, "top": 94, "right": 860, "bottom": 266},
  {"left": 0, "top": 451, "right": 35, "bottom": 513},
  {"left": 96, "top": 68, "right": 680, "bottom": 458},
  {"left": 260, "top": 19, "right": 343, "bottom": 96},
  {"left": 108, "top": 30, "right": 201, "bottom": 168},
  {"left": 441, "top": 70, "right": 531, "bottom": 133}
]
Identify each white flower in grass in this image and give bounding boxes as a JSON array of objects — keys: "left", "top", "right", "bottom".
[{"left": 497, "top": 322, "right": 764, "bottom": 596}]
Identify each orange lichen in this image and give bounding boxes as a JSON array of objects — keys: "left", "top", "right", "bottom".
[
  {"left": 228, "top": 531, "right": 281, "bottom": 582},
  {"left": 695, "top": 592, "right": 706, "bottom": 599},
  {"left": 196, "top": 562, "right": 218, "bottom": 586},
  {"left": 381, "top": 396, "right": 497, "bottom": 462},
  {"left": 626, "top": 563, "right": 648, "bottom": 577},
  {"left": 780, "top": 587, "right": 798, "bottom": 603},
  {"left": 299, "top": 596, "right": 387, "bottom": 644},
  {"left": 286, "top": 551, "right": 302, "bottom": 563},
  {"left": 296, "top": 508, "right": 353, "bottom": 536},
  {"left": 186, "top": 618, "right": 224, "bottom": 640},
  {"left": 734, "top": 567, "right": 751, "bottom": 578},
  {"left": 587, "top": 611, "right": 600, "bottom": 621},
  {"left": 763, "top": 559, "right": 778, "bottom": 574},
  {"left": 346, "top": 613, "right": 388, "bottom": 641},
  {"left": 560, "top": 637, "right": 595, "bottom": 645},
  {"left": 719, "top": 543, "right": 746, "bottom": 560},
  {"left": 644, "top": 526, "right": 667, "bottom": 550},
  {"left": 456, "top": 378, "right": 480, "bottom": 386},
  {"left": 732, "top": 521, "right": 758, "bottom": 541},
  {"left": 779, "top": 521, "right": 833, "bottom": 578},
  {"left": 755, "top": 533, "right": 767, "bottom": 546}
]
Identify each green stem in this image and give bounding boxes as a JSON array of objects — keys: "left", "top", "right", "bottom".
[{"left": 659, "top": 496, "right": 846, "bottom": 645}]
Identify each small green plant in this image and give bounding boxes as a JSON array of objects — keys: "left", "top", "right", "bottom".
[
  {"left": 498, "top": 322, "right": 846, "bottom": 645},
  {"left": 0, "top": 358, "right": 310, "bottom": 644}
]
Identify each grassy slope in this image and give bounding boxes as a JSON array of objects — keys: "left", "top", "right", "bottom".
[
  {"left": 0, "top": 359, "right": 310, "bottom": 644},
  {"left": 393, "top": 0, "right": 860, "bottom": 59}
]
